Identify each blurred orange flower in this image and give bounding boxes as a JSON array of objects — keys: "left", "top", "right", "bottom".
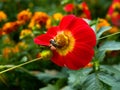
[
  {"left": 28, "top": 12, "right": 49, "bottom": 29},
  {"left": 2, "top": 21, "right": 20, "bottom": 34},
  {"left": 17, "top": 9, "right": 32, "bottom": 25},
  {"left": 0, "top": 11, "right": 7, "bottom": 22},
  {"left": 97, "top": 18, "right": 110, "bottom": 30}
]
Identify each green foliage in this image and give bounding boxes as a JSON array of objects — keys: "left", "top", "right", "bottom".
[{"left": 0, "top": 0, "right": 120, "bottom": 90}]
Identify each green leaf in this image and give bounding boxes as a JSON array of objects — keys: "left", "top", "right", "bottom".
[
  {"left": 98, "top": 72, "right": 120, "bottom": 87},
  {"left": 97, "top": 26, "right": 112, "bottom": 39},
  {"left": 99, "top": 41, "right": 120, "bottom": 51},
  {"left": 39, "top": 84, "right": 58, "bottom": 90},
  {"left": 61, "top": 86, "right": 74, "bottom": 90},
  {"left": 68, "top": 68, "right": 92, "bottom": 87},
  {"left": 35, "top": 71, "right": 66, "bottom": 83},
  {"left": 100, "top": 65, "right": 120, "bottom": 79},
  {"left": 95, "top": 50, "right": 106, "bottom": 61},
  {"left": 82, "top": 73, "right": 104, "bottom": 90}
]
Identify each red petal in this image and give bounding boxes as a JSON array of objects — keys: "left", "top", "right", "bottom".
[
  {"left": 66, "top": 17, "right": 96, "bottom": 47},
  {"left": 34, "top": 26, "right": 59, "bottom": 46},
  {"left": 46, "top": 26, "right": 59, "bottom": 36},
  {"left": 59, "top": 15, "right": 75, "bottom": 30},
  {"left": 51, "top": 50, "right": 64, "bottom": 67},
  {"left": 73, "top": 26, "right": 96, "bottom": 47},
  {"left": 34, "top": 34, "right": 50, "bottom": 46},
  {"left": 64, "top": 43, "right": 94, "bottom": 70}
]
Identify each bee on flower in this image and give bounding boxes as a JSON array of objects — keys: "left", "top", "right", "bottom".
[{"left": 34, "top": 15, "right": 96, "bottom": 70}]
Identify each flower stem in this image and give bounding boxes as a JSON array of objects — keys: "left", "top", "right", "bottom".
[
  {"left": 98, "top": 31, "right": 120, "bottom": 40},
  {"left": 0, "top": 57, "right": 42, "bottom": 74}
]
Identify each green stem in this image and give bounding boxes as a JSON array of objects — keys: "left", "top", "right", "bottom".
[
  {"left": 0, "top": 57, "right": 42, "bottom": 74},
  {"left": 98, "top": 31, "right": 120, "bottom": 40}
]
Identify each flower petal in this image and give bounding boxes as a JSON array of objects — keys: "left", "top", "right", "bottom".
[
  {"left": 73, "top": 26, "right": 96, "bottom": 47},
  {"left": 34, "top": 34, "right": 50, "bottom": 46},
  {"left": 64, "top": 43, "right": 94, "bottom": 70},
  {"left": 51, "top": 50, "right": 64, "bottom": 67},
  {"left": 34, "top": 26, "right": 59, "bottom": 46},
  {"left": 59, "top": 15, "right": 75, "bottom": 30}
]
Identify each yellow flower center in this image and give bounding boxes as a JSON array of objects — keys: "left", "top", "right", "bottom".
[{"left": 51, "top": 30, "right": 75, "bottom": 56}]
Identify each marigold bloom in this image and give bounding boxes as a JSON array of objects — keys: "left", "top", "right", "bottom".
[
  {"left": 28, "top": 12, "right": 49, "bottom": 29},
  {"left": 53, "top": 13, "right": 63, "bottom": 21},
  {"left": 0, "top": 11, "right": 7, "bottom": 22},
  {"left": 64, "top": 3, "right": 74, "bottom": 12},
  {"left": 34, "top": 15, "right": 96, "bottom": 70},
  {"left": 2, "top": 21, "right": 20, "bottom": 34},
  {"left": 17, "top": 9, "right": 32, "bottom": 24},
  {"left": 97, "top": 18, "right": 110, "bottom": 30},
  {"left": 106, "top": 0, "right": 120, "bottom": 27},
  {"left": 109, "top": 26, "right": 119, "bottom": 33}
]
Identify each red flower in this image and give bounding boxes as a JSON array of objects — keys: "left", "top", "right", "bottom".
[
  {"left": 34, "top": 15, "right": 96, "bottom": 70},
  {"left": 106, "top": 0, "right": 120, "bottom": 26},
  {"left": 64, "top": 3, "right": 74, "bottom": 12},
  {"left": 81, "top": 2, "right": 91, "bottom": 19}
]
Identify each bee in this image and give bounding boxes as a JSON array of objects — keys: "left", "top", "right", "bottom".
[{"left": 50, "top": 39, "right": 59, "bottom": 47}]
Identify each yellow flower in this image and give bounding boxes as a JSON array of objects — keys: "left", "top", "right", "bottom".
[
  {"left": 46, "top": 18, "right": 52, "bottom": 29},
  {"left": 52, "top": 13, "right": 63, "bottom": 21},
  {"left": 17, "top": 42, "right": 28, "bottom": 49},
  {"left": 0, "top": 11, "right": 7, "bottom": 22},
  {"left": 20, "top": 29, "right": 33, "bottom": 39}
]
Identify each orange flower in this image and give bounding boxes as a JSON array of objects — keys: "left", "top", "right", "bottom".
[
  {"left": 2, "top": 21, "right": 20, "bottom": 34},
  {"left": 97, "top": 18, "right": 110, "bottom": 30},
  {"left": 34, "top": 15, "right": 96, "bottom": 70},
  {"left": 2, "top": 47, "right": 11, "bottom": 58},
  {"left": 0, "top": 11, "right": 7, "bottom": 22},
  {"left": 109, "top": 26, "right": 119, "bottom": 33},
  {"left": 17, "top": 9, "right": 32, "bottom": 25},
  {"left": 28, "top": 12, "right": 49, "bottom": 29}
]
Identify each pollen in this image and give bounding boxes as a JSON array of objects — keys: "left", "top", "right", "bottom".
[{"left": 54, "top": 30, "right": 75, "bottom": 56}]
